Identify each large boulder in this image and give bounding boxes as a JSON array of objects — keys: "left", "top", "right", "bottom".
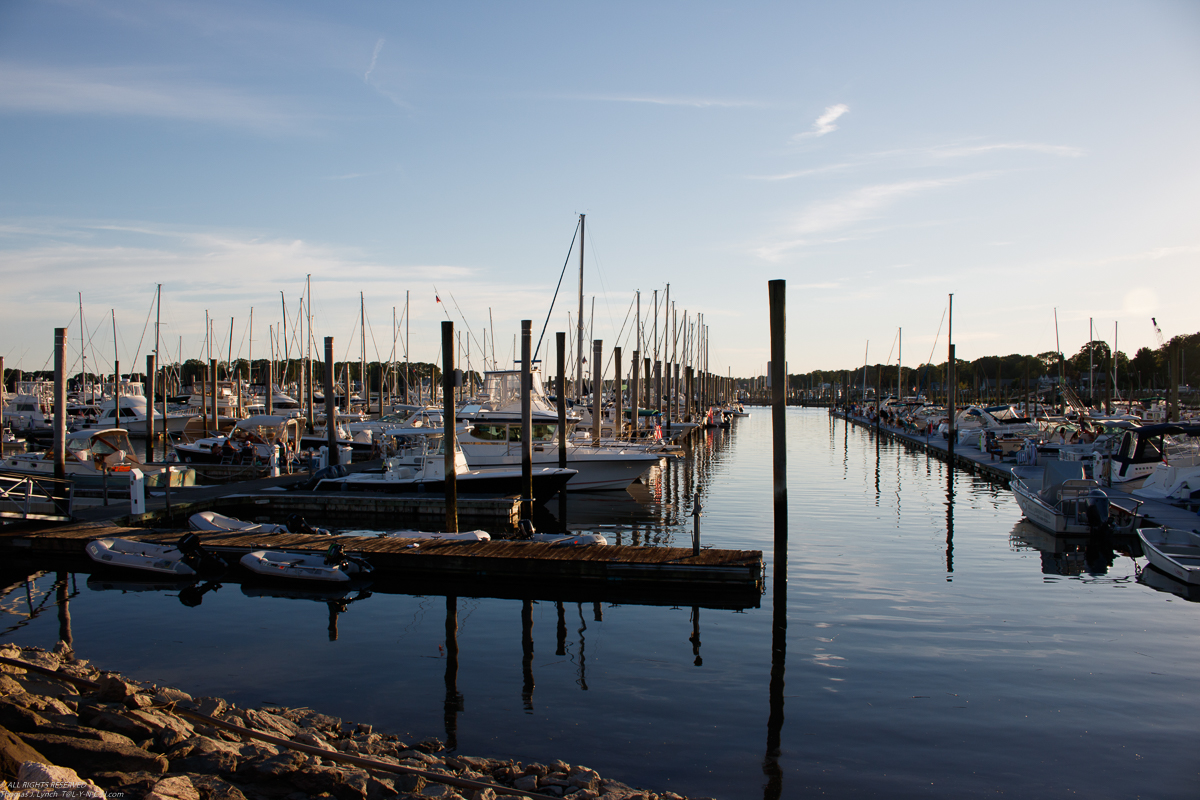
[
  {"left": 20, "top": 732, "right": 168, "bottom": 775},
  {"left": 0, "top": 724, "right": 50, "bottom": 782},
  {"left": 13, "top": 760, "right": 105, "bottom": 800}
]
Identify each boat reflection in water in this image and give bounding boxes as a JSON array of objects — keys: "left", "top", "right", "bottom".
[
  {"left": 1009, "top": 520, "right": 1126, "bottom": 577},
  {"left": 1137, "top": 562, "right": 1200, "bottom": 602}
]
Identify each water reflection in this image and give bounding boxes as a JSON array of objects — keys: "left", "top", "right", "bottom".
[
  {"left": 521, "top": 598, "right": 534, "bottom": 713},
  {"left": 1137, "top": 563, "right": 1200, "bottom": 601},
  {"left": 444, "top": 595, "right": 462, "bottom": 749},
  {"left": 1009, "top": 521, "right": 1122, "bottom": 578},
  {"left": 945, "top": 466, "right": 954, "bottom": 576}
]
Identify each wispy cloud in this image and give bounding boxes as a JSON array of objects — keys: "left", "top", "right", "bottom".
[
  {"left": 0, "top": 62, "right": 302, "bottom": 131},
  {"left": 364, "top": 39, "right": 384, "bottom": 82},
  {"left": 752, "top": 173, "right": 992, "bottom": 260},
  {"left": 792, "top": 104, "right": 849, "bottom": 141}
]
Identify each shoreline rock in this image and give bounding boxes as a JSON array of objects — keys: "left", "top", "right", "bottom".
[{"left": 0, "top": 644, "right": 709, "bottom": 800}]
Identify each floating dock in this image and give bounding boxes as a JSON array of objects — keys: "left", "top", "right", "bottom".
[{"left": 0, "top": 520, "right": 765, "bottom": 606}]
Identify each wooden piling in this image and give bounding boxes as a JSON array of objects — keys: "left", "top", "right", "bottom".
[
  {"left": 556, "top": 332, "right": 567, "bottom": 468},
  {"left": 53, "top": 328, "right": 66, "bottom": 480},
  {"left": 613, "top": 347, "right": 623, "bottom": 439},
  {"left": 520, "top": 320, "right": 532, "bottom": 520},
  {"left": 768, "top": 280, "right": 787, "bottom": 559},
  {"left": 630, "top": 351, "right": 640, "bottom": 435},
  {"left": 442, "top": 321, "right": 458, "bottom": 532},
  {"left": 146, "top": 354, "right": 156, "bottom": 462},
  {"left": 324, "top": 338, "right": 338, "bottom": 466},
  {"left": 643, "top": 357, "right": 651, "bottom": 427},
  {"left": 209, "top": 358, "right": 218, "bottom": 434},
  {"left": 592, "top": 339, "right": 602, "bottom": 446},
  {"left": 0, "top": 356, "right": 5, "bottom": 434}
]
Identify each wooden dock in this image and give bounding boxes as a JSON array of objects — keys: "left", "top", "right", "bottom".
[{"left": 0, "top": 520, "right": 765, "bottom": 604}]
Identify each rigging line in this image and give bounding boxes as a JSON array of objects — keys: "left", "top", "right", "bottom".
[
  {"left": 431, "top": 285, "right": 454, "bottom": 323},
  {"left": 366, "top": 312, "right": 383, "bottom": 363},
  {"left": 601, "top": 294, "right": 637, "bottom": 376},
  {"left": 236, "top": 314, "right": 251, "bottom": 361},
  {"left": 583, "top": 225, "right": 619, "bottom": 343},
  {"left": 441, "top": 289, "right": 485, "bottom": 357},
  {"left": 884, "top": 329, "right": 899, "bottom": 367},
  {"left": 533, "top": 219, "right": 581, "bottom": 363}
]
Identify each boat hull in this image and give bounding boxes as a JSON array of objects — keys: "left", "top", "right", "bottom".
[{"left": 1137, "top": 528, "right": 1200, "bottom": 585}]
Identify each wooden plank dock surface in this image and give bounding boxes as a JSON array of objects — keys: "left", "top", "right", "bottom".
[{"left": 0, "top": 520, "right": 765, "bottom": 593}]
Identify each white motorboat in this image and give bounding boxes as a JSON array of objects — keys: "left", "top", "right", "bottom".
[
  {"left": 313, "top": 429, "right": 577, "bottom": 503},
  {"left": 174, "top": 415, "right": 303, "bottom": 466},
  {"left": 91, "top": 381, "right": 194, "bottom": 437},
  {"left": 1137, "top": 527, "right": 1200, "bottom": 585},
  {"left": 240, "top": 546, "right": 372, "bottom": 583},
  {"left": 955, "top": 405, "right": 1039, "bottom": 447},
  {"left": 1010, "top": 461, "right": 1122, "bottom": 535},
  {"left": 86, "top": 536, "right": 206, "bottom": 576},
  {"left": 1110, "top": 423, "right": 1200, "bottom": 484},
  {"left": 1132, "top": 458, "right": 1200, "bottom": 504}
]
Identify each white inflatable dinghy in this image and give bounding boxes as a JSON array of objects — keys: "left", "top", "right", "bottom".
[
  {"left": 86, "top": 538, "right": 198, "bottom": 576},
  {"left": 531, "top": 532, "right": 609, "bottom": 546},
  {"left": 190, "top": 511, "right": 290, "bottom": 534},
  {"left": 240, "top": 545, "right": 372, "bottom": 583},
  {"left": 383, "top": 530, "right": 491, "bottom": 542}
]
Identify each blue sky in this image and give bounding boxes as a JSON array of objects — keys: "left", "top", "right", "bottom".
[{"left": 1, "top": 0, "right": 1197, "bottom": 379}]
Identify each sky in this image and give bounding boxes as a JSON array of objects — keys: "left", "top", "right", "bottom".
[{"left": 1, "top": 0, "right": 1198, "bottom": 380}]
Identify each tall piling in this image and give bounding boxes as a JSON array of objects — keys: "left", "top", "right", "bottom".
[
  {"left": 556, "top": 332, "right": 567, "bottom": 468},
  {"left": 765, "top": 279, "right": 788, "bottom": 797},
  {"left": 53, "top": 328, "right": 66, "bottom": 480},
  {"left": 324, "top": 338, "right": 338, "bottom": 466},
  {"left": 209, "top": 358, "right": 218, "bottom": 434},
  {"left": 520, "top": 320, "right": 533, "bottom": 520},
  {"left": 0, "top": 356, "right": 5, "bottom": 434},
  {"left": 613, "top": 347, "right": 623, "bottom": 440},
  {"left": 441, "top": 321, "right": 458, "bottom": 532},
  {"left": 643, "top": 357, "right": 651, "bottom": 429},
  {"left": 630, "top": 351, "right": 640, "bottom": 436},
  {"left": 592, "top": 339, "right": 602, "bottom": 446},
  {"left": 654, "top": 360, "right": 662, "bottom": 425},
  {"left": 146, "top": 354, "right": 156, "bottom": 462}
]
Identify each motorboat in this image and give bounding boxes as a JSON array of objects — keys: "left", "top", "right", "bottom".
[
  {"left": 89, "top": 381, "right": 194, "bottom": 437},
  {"left": 86, "top": 533, "right": 222, "bottom": 577},
  {"left": 1109, "top": 423, "right": 1200, "bottom": 484},
  {"left": 0, "top": 428, "right": 190, "bottom": 485},
  {"left": 954, "top": 405, "right": 1039, "bottom": 447},
  {"left": 173, "top": 415, "right": 303, "bottom": 466},
  {"left": 311, "top": 429, "right": 576, "bottom": 503},
  {"left": 1010, "top": 461, "right": 1129, "bottom": 535},
  {"left": 1132, "top": 457, "right": 1200, "bottom": 504},
  {"left": 239, "top": 545, "right": 372, "bottom": 583},
  {"left": 1136, "top": 527, "right": 1200, "bottom": 585},
  {"left": 383, "top": 529, "right": 492, "bottom": 542}
]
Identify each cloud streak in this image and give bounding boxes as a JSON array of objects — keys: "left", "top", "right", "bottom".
[
  {"left": 364, "top": 39, "right": 384, "bottom": 82},
  {"left": 0, "top": 62, "right": 302, "bottom": 131},
  {"left": 792, "top": 104, "right": 849, "bottom": 141}
]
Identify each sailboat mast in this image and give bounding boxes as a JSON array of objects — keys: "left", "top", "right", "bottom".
[
  {"left": 360, "top": 291, "right": 365, "bottom": 407},
  {"left": 306, "top": 274, "right": 314, "bottom": 429},
  {"left": 405, "top": 290, "right": 410, "bottom": 405},
  {"left": 111, "top": 308, "right": 118, "bottom": 397},
  {"left": 78, "top": 293, "right": 86, "bottom": 401},
  {"left": 575, "top": 213, "right": 585, "bottom": 403}
]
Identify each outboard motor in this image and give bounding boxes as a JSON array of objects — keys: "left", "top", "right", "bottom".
[
  {"left": 287, "top": 514, "right": 331, "bottom": 536},
  {"left": 177, "top": 532, "right": 227, "bottom": 573},
  {"left": 1085, "top": 488, "right": 1112, "bottom": 534},
  {"left": 516, "top": 519, "right": 536, "bottom": 539},
  {"left": 301, "top": 464, "right": 348, "bottom": 491}
]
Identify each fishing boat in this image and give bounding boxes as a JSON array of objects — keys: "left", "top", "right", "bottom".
[
  {"left": 85, "top": 533, "right": 220, "bottom": 577},
  {"left": 1136, "top": 527, "right": 1200, "bottom": 585},
  {"left": 1010, "top": 461, "right": 1125, "bottom": 535},
  {"left": 239, "top": 545, "right": 372, "bottom": 583}
]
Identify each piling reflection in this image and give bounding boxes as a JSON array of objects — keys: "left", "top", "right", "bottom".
[
  {"left": 444, "top": 595, "right": 463, "bottom": 749},
  {"left": 55, "top": 571, "right": 72, "bottom": 650},
  {"left": 945, "top": 466, "right": 955, "bottom": 577},
  {"left": 575, "top": 603, "right": 589, "bottom": 691},
  {"left": 689, "top": 606, "right": 702, "bottom": 666},
  {"left": 521, "top": 598, "right": 535, "bottom": 713}
]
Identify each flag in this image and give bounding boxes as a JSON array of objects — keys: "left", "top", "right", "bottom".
[
  {"left": 435, "top": 295, "right": 441, "bottom": 303},
  {"left": 654, "top": 423, "right": 662, "bottom": 440}
]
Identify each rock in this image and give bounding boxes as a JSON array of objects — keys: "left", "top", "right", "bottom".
[
  {"left": 247, "top": 751, "right": 305, "bottom": 780},
  {"left": 541, "top": 788, "right": 562, "bottom": 798},
  {"left": 125, "top": 694, "right": 156, "bottom": 710},
  {"left": 187, "top": 775, "right": 248, "bottom": 800},
  {"left": 0, "top": 678, "right": 21, "bottom": 697},
  {"left": 20, "top": 732, "right": 168, "bottom": 775},
  {"left": 192, "top": 698, "right": 227, "bottom": 718},
  {"left": 145, "top": 776, "right": 200, "bottom": 800},
  {"left": 0, "top": 700, "right": 51, "bottom": 734},
  {"left": 169, "top": 737, "right": 241, "bottom": 776},
  {"left": 0, "top": 724, "right": 50, "bottom": 781},
  {"left": 82, "top": 709, "right": 158, "bottom": 741},
  {"left": 15, "top": 651, "right": 59, "bottom": 673},
  {"left": 418, "top": 785, "right": 456, "bottom": 799},
  {"left": 568, "top": 768, "right": 600, "bottom": 792},
  {"left": 511, "top": 775, "right": 539, "bottom": 792},
  {"left": 412, "top": 738, "right": 444, "bottom": 754},
  {"left": 395, "top": 749, "right": 435, "bottom": 764},
  {"left": 51, "top": 642, "right": 73, "bottom": 660},
  {"left": 393, "top": 774, "right": 425, "bottom": 794},
  {"left": 470, "top": 790, "right": 496, "bottom": 800},
  {"left": 523, "top": 764, "right": 548, "bottom": 778},
  {"left": 283, "top": 710, "right": 340, "bottom": 733},
  {"left": 288, "top": 765, "right": 352, "bottom": 798},
  {"left": 97, "top": 675, "right": 141, "bottom": 703},
  {"left": 14, "top": 760, "right": 105, "bottom": 800},
  {"left": 89, "top": 769, "right": 161, "bottom": 798},
  {"left": 153, "top": 688, "right": 193, "bottom": 705},
  {"left": 291, "top": 733, "right": 336, "bottom": 753},
  {"left": 242, "top": 710, "right": 299, "bottom": 739}
]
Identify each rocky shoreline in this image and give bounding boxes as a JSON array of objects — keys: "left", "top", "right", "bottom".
[{"left": 0, "top": 644, "right": 708, "bottom": 800}]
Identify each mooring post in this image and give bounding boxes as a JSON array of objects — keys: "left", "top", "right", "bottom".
[
  {"left": 630, "top": 351, "right": 640, "bottom": 437},
  {"left": 654, "top": 360, "right": 662, "bottom": 426},
  {"left": 521, "top": 320, "right": 533, "bottom": 519},
  {"left": 442, "top": 321, "right": 458, "bottom": 532},
  {"left": 556, "top": 332, "right": 567, "bottom": 469},
  {"left": 768, "top": 280, "right": 788, "bottom": 561},
  {"left": 53, "top": 328, "right": 66, "bottom": 480},
  {"left": 691, "top": 491, "right": 702, "bottom": 556},
  {"left": 643, "top": 357, "right": 651, "bottom": 430},
  {"left": 266, "top": 358, "right": 274, "bottom": 416},
  {"left": 146, "top": 354, "right": 156, "bottom": 463},
  {"left": 613, "top": 347, "right": 623, "bottom": 440},
  {"left": 209, "top": 358, "right": 218, "bottom": 434},
  {"left": 324, "top": 337, "right": 338, "bottom": 466},
  {"left": 948, "top": 343, "right": 956, "bottom": 461},
  {"left": 0, "top": 356, "right": 5, "bottom": 435},
  {"left": 592, "top": 339, "right": 602, "bottom": 446}
]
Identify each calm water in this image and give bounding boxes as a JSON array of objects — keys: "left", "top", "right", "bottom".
[{"left": 4, "top": 409, "right": 1198, "bottom": 799}]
